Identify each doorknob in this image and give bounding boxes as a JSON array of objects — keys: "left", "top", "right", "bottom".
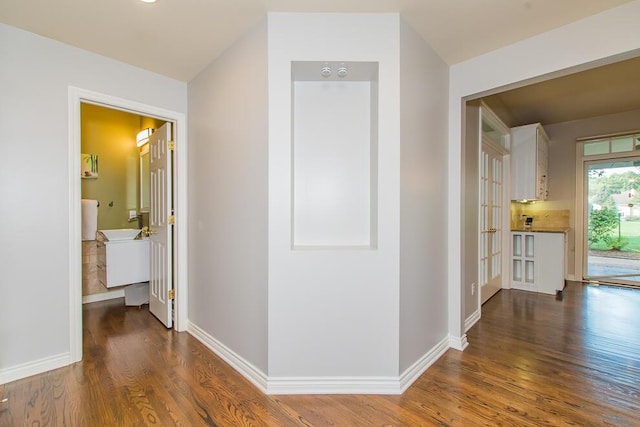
[{"left": 142, "top": 226, "right": 155, "bottom": 237}]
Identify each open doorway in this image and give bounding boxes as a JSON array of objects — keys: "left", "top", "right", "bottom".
[
  {"left": 582, "top": 139, "right": 640, "bottom": 286},
  {"left": 69, "top": 87, "right": 188, "bottom": 363},
  {"left": 80, "top": 103, "right": 166, "bottom": 304}
]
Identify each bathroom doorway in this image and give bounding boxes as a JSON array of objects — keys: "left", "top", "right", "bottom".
[
  {"left": 80, "top": 103, "right": 166, "bottom": 305},
  {"left": 69, "top": 87, "right": 188, "bottom": 363}
]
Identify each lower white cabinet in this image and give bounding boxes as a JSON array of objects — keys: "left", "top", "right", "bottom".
[
  {"left": 511, "top": 231, "right": 565, "bottom": 295},
  {"left": 97, "top": 239, "right": 150, "bottom": 288}
]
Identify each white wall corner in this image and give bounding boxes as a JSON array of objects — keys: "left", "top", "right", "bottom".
[
  {"left": 448, "top": 333, "right": 469, "bottom": 351},
  {"left": 465, "top": 309, "right": 481, "bottom": 332},
  {"left": 187, "top": 321, "right": 268, "bottom": 393},
  {"left": 399, "top": 336, "right": 450, "bottom": 393},
  {"left": 0, "top": 353, "right": 70, "bottom": 385}
]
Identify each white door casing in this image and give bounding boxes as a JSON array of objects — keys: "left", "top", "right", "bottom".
[
  {"left": 480, "top": 139, "right": 504, "bottom": 304},
  {"left": 149, "top": 122, "right": 173, "bottom": 328},
  {"left": 69, "top": 86, "right": 187, "bottom": 364}
]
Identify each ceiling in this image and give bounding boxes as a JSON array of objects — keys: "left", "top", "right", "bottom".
[
  {"left": 1, "top": 0, "right": 638, "bottom": 126},
  {"left": 482, "top": 55, "right": 640, "bottom": 127}
]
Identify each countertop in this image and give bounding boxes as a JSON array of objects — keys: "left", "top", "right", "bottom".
[{"left": 511, "top": 227, "right": 569, "bottom": 234}]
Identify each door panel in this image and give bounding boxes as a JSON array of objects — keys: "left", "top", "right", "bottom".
[
  {"left": 481, "top": 140, "right": 504, "bottom": 304},
  {"left": 149, "top": 123, "right": 173, "bottom": 328}
]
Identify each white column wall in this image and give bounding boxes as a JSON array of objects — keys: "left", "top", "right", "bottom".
[
  {"left": 268, "top": 13, "right": 401, "bottom": 378},
  {"left": 0, "top": 24, "right": 186, "bottom": 381},
  {"left": 398, "top": 19, "right": 450, "bottom": 373},
  {"left": 187, "top": 21, "right": 269, "bottom": 373},
  {"left": 449, "top": 1, "right": 640, "bottom": 340}
]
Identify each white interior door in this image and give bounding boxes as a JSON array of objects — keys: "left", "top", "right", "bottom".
[
  {"left": 480, "top": 139, "right": 504, "bottom": 304},
  {"left": 149, "top": 122, "right": 173, "bottom": 328}
]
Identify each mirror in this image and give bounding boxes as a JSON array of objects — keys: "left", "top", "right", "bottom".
[{"left": 140, "top": 145, "right": 150, "bottom": 212}]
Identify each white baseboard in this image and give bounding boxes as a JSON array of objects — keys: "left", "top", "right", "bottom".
[
  {"left": 465, "top": 309, "right": 481, "bottom": 332},
  {"left": 188, "top": 321, "right": 452, "bottom": 395},
  {"left": 187, "top": 321, "right": 268, "bottom": 393},
  {"left": 448, "top": 333, "right": 469, "bottom": 351},
  {"left": 398, "top": 335, "right": 450, "bottom": 393},
  {"left": 82, "top": 289, "right": 125, "bottom": 304},
  {"left": 266, "top": 375, "right": 401, "bottom": 395},
  {"left": 0, "top": 353, "right": 70, "bottom": 385}
]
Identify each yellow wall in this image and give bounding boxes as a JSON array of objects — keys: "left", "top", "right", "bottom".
[{"left": 81, "top": 103, "right": 163, "bottom": 230}]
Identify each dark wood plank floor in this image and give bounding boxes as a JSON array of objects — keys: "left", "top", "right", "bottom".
[{"left": 2, "top": 282, "right": 639, "bottom": 426}]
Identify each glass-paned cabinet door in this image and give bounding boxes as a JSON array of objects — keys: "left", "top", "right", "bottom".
[
  {"left": 525, "top": 235, "right": 535, "bottom": 258},
  {"left": 513, "top": 234, "right": 522, "bottom": 257}
]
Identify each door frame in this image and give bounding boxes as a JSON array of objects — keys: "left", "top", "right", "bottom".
[
  {"left": 576, "top": 137, "right": 640, "bottom": 285},
  {"left": 68, "top": 86, "right": 188, "bottom": 362}
]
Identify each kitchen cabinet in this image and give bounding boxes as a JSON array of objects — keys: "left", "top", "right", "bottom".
[
  {"left": 511, "top": 231, "right": 565, "bottom": 295},
  {"left": 511, "top": 123, "right": 549, "bottom": 201},
  {"left": 97, "top": 239, "right": 150, "bottom": 288}
]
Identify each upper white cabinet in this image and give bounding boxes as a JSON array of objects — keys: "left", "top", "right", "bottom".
[{"left": 511, "top": 123, "right": 549, "bottom": 201}]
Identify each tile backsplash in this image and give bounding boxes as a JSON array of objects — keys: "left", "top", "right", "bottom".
[{"left": 510, "top": 203, "right": 570, "bottom": 229}]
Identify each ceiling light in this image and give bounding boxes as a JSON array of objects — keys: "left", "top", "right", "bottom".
[
  {"left": 140, "top": 0, "right": 157, "bottom": 3},
  {"left": 321, "top": 64, "right": 332, "bottom": 78},
  {"left": 337, "top": 64, "right": 348, "bottom": 78}
]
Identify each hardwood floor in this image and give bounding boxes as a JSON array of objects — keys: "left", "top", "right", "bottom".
[{"left": 2, "top": 282, "right": 639, "bottom": 426}]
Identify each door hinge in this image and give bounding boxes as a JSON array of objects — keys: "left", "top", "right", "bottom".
[
  {"left": 168, "top": 140, "right": 175, "bottom": 151},
  {"left": 168, "top": 289, "right": 175, "bottom": 300},
  {"left": 168, "top": 215, "right": 175, "bottom": 225}
]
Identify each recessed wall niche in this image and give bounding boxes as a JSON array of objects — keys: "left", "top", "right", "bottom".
[{"left": 291, "top": 61, "right": 379, "bottom": 248}]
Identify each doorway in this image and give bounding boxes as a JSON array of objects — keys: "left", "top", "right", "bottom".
[
  {"left": 80, "top": 103, "right": 164, "bottom": 304},
  {"left": 583, "top": 155, "right": 640, "bottom": 286},
  {"left": 69, "top": 87, "right": 188, "bottom": 363}
]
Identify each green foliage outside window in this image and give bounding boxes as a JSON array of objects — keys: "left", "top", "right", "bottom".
[{"left": 588, "top": 208, "right": 619, "bottom": 245}]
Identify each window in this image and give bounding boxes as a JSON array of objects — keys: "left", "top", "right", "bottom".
[{"left": 583, "top": 133, "right": 640, "bottom": 156}]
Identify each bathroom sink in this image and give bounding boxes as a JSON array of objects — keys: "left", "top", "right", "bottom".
[{"left": 99, "top": 228, "right": 141, "bottom": 241}]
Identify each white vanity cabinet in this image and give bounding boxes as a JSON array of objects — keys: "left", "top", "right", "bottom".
[
  {"left": 97, "top": 239, "right": 150, "bottom": 288},
  {"left": 511, "top": 231, "right": 565, "bottom": 295},
  {"left": 511, "top": 123, "right": 549, "bottom": 201}
]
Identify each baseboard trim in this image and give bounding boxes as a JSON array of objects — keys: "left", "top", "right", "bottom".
[
  {"left": 398, "top": 335, "right": 450, "bottom": 393},
  {"left": 465, "top": 309, "right": 481, "bottom": 332},
  {"left": 448, "top": 333, "right": 469, "bottom": 351},
  {"left": 188, "top": 322, "right": 452, "bottom": 395},
  {"left": 0, "top": 353, "right": 70, "bottom": 385},
  {"left": 187, "top": 321, "right": 268, "bottom": 393},
  {"left": 82, "top": 290, "right": 124, "bottom": 304},
  {"left": 267, "top": 375, "right": 401, "bottom": 395}
]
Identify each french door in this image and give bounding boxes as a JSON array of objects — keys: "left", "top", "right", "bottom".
[{"left": 480, "top": 139, "right": 507, "bottom": 303}]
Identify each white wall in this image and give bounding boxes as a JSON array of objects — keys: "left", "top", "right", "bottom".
[
  {"left": 187, "top": 21, "right": 269, "bottom": 373},
  {"left": 0, "top": 24, "right": 186, "bottom": 382},
  {"left": 398, "top": 19, "right": 449, "bottom": 373},
  {"left": 292, "top": 80, "right": 374, "bottom": 247},
  {"left": 462, "top": 102, "right": 480, "bottom": 321},
  {"left": 268, "top": 13, "right": 401, "bottom": 378},
  {"left": 449, "top": 0, "right": 640, "bottom": 341}
]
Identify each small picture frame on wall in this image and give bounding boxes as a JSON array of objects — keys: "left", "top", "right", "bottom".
[{"left": 81, "top": 153, "right": 98, "bottom": 179}]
